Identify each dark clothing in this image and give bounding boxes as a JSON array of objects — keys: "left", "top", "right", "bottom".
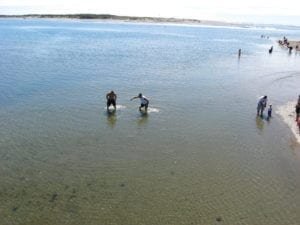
[
  {"left": 268, "top": 109, "right": 272, "bottom": 118},
  {"left": 296, "top": 105, "right": 300, "bottom": 114},
  {"left": 141, "top": 102, "right": 149, "bottom": 108},
  {"left": 107, "top": 99, "right": 116, "bottom": 107}
]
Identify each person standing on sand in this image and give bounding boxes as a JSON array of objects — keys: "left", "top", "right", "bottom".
[
  {"left": 257, "top": 96, "right": 267, "bottom": 117},
  {"left": 130, "top": 93, "right": 149, "bottom": 112},
  {"left": 106, "top": 90, "right": 117, "bottom": 111}
]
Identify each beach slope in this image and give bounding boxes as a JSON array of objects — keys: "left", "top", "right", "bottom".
[{"left": 276, "top": 101, "right": 300, "bottom": 143}]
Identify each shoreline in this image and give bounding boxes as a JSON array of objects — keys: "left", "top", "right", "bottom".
[
  {"left": 2, "top": 14, "right": 300, "bottom": 31},
  {"left": 0, "top": 14, "right": 281, "bottom": 28},
  {"left": 0, "top": 14, "right": 239, "bottom": 26},
  {"left": 276, "top": 101, "right": 300, "bottom": 144}
]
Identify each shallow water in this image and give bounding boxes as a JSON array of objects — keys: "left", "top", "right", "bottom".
[{"left": 1, "top": 19, "right": 300, "bottom": 225}]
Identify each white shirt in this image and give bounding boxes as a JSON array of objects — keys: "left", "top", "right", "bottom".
[
  {"left": 140, "top": 96, "right": 149, "bottom": 104},
  {"left": 258, "top": 96, "right": 267, "bottom": 106}
]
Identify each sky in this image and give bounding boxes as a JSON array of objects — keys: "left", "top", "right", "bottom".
[{"left": 1, "top": 0, "right": 300, "bottom": 26}]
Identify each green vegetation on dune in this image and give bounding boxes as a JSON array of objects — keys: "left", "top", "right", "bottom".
[{"left": 0, "top": 13, "right": 203, "bottom": 23}]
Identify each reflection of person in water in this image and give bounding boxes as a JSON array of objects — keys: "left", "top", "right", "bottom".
[
  {"left": 106, "top": 90, "right": 117, "bottom": 111},
  {"left": 137, "top": 112, "right": 148, "bottom": 126},
  {"left": 106, "top": 111, "right": 117, "bottom": 128},
  {"left": 256, "top": 116, "right": 264, "bottom": 131}
]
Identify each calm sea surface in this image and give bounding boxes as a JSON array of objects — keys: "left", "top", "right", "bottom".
[{"left": 1, "top": 19, "right": 300, "bottom": 225}]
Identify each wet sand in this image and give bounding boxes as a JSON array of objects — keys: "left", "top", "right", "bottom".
[{"left": 276, "top": 101, "right": 300, "bottom": 143}]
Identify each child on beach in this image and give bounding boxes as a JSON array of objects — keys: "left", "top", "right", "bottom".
[{"left": 267, "top": 105, "right": 272, "bottom": 120}]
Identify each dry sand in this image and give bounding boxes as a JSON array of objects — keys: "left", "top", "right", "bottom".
[
  {"left": 288, "top": 41, "right": 300, "bottom": 50},
  {"left": 278, "top": 40, "right": 300, "bottom": 51}
]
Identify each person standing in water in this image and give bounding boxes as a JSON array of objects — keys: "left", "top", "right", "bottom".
[
  {"left": 267, "top": 105, "right": 272, "bottom": 120},
  {"left": 130, "top": 93, "right": 149, "bottom": 112},
  {"left": 238, "top": 49, "right": 241, "bottom": 58},
  {"left": 106, "top": 90, "right": 117, "bottom": 111},
  {"left": 257, "top": 95, "right": 267, "bottom": 117},
  {"left": 269, "top": 46, "right": 273, "bottom": 54}
]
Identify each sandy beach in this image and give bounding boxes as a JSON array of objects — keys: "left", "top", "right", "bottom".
[
  {"left": 276, "top": 101, "right": 300, "bottom": 143},
  {"left": 288, "top": 41, "right": 300, "bottom": 50},
  {"left": 278, "top": 39, "right": 300, "bottom": 51},
  {"left": 0, "top": 14, "right": 265, "bottom": 28}
]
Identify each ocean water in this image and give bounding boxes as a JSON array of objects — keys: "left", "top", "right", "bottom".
[{"left": 1, "top": 19, "right": 300, "bottom": 225}]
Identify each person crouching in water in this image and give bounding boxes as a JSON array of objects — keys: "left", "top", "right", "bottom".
[
  {"left": 257, "top": 95, "right": 267, "bottom": 117},
  {"left": 131, "top": 93, "right": 149, "bottom": 112},
  {"left": 106, "top": 90, "right": 117, "bottom": 111}
]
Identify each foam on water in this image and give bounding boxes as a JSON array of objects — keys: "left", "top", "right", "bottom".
[
  {"left": 146, "top": 107, "right": 159, "bottom": 113},
  {"left": 105, "top": 106, "right": 159, "bottom": 113},
  {"left": 276, "top": 101, "right": 300, "bottom": 143},
  {"left": 104, "top": 104, "right": 127, "bottom": 111}
]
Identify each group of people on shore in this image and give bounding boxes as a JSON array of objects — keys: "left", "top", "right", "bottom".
[
  {"left": 238, "top": 35, "right": 299, "bottom": 58},
  {"left": 106, "top": 90, "right": 149, "bottom": 112},
  {"left": 278, "top": 36, "right": 299, "bottom": 53}
]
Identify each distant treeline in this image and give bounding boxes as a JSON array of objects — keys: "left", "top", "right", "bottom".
[{"left": 0, "top": 14, "right": 201, "bottom": 23}]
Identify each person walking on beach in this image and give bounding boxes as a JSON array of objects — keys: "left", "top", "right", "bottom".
[
  {"left": 106, "top": 90, "right": 117, "bottom": 111},
  {"left": 257, "top": 95, "right": 267, "bottom": 117},
  {"left": 130, "top": 93, "right": 149, "bottom": 112}
]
